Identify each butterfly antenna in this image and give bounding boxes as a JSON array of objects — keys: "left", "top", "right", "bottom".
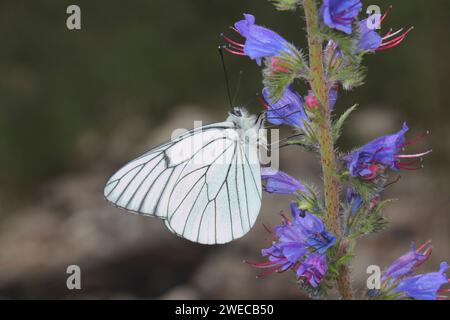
[{"left": 218, "top": 46, "right": 233, "bottom": 112}]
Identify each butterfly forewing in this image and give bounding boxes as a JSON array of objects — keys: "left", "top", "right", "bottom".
[{"left": 104, "top": 120, "right": 262, "bottom": 244}]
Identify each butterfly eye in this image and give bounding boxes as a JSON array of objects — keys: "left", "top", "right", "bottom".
[{"left": 232, "top": 109, "right": 242, "bottom": 117}]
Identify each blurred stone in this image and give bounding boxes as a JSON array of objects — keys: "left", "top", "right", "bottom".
[
  {"left": 159, "top": 286, "right": 200, "bottom": 300},
  {"left": 348, "top": 106, "right": 400, "bottom": 141}
]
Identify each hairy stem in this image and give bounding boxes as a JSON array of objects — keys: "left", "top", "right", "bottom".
[{"left": 302, "top": 0, "right": 353, "bottom": 299}]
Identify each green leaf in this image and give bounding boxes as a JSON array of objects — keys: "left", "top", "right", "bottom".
[
  {"left": 349, "top": 175, "right": 386, "bottom": 202},
  {"left": 332, "top": 104, "right": 357, "bottom": 141},
  {"left": 262, "top": 45, "right": 308, "bottom": 101},
  {"left": 319, "top": 26, "right": 366, "bottom": 90},
  {"left": 351, "top": 207, "right": 391, "bottom": 238}
]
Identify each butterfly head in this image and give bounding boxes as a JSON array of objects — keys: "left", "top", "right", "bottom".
[
  {"left": 230, "top": 107, "right": 243, "bottom": 117},
  {"left": 228, "top": 107, "right": 263, "bottom": 130}
]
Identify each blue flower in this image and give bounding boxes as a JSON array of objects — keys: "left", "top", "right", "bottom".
[
  {"left": 262, "top": 86, "right": 309, "bottom": 128},
  {"left": 357, "top": 8, "right": 413, "bottom": 53},
  {"left": 328, "top": 84, "right": 339, "bottom": 110},
  {"left": 224, "top": 14, "right": 291, "bottom": 66},
  {"left": 249, "top": 205, "right": 335, "bottom": 286},
  {"left": 358, "top": 18, "right": 383, "bottom": 52},
  {"left": 296, "top": 253, "right": 328, "bottom": 288},
  {"left": 382, "top": 241, "right": 432, "bottom": 283},
  {"left": 283, "top": 206, "right": 336, "bottom": 254},
  {"left": 346, "top": 187, "right": 362, "bottom": 216},
  {"left": 343, "top": 123, "right": 432, "bottom": 179},
  {"left": 261, "top": 168, "right": 308, "bottom": 195},
  {"left": 394, "top": 262, "right": 449, "bottom": 300},
  {"left": 258, "top": 242, "right": 300, "bottom": 274},
  {"left": 320, "top": 0, "right": 363, "bottom": 34}
]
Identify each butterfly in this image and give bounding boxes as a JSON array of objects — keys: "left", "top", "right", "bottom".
[{"left": 104, "top": 107, "right": 266, "bottom": 244}]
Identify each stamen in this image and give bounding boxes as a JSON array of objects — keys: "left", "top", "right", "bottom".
[
  {"left": 396, "top": 163, "right": 423, "bottom": 171},
  {"left": 229, "top": 26, "right": 239, "bottom": 34},
  {"left": 378, "top": 27, "right": 414, "bottom": 51},
  {"left": 228, "top": 44, "right": 244, "bottom": 52},
  {"left": 416, "top": 240, "right": 432, "bottom": 253},
  {"left": 401, "top": 130, "right": 430, "bottom": 147},
  {"left": 423, "top": 246, "right": 433, "bottom": 257},
  {"left": 413, "top": 240, "right": 433, "bottom": 268},
  {"left": 223, "top": 46, "right": 246, "bottom": 56},
  {"left": 245, "top": 260, "right": 278, "bottom": 268},
  {"left": 395, "top": 149, "right": 433, "bottom": 159},
  {"left": 256, "top": 265, "right": 285, "bottom": 278},
  {"left": 383, "top": 28, "right": 394, "bottom": 39},
  {"left": 383, "top": 28, "right": 403, "bottom": 41},
  {"left": 381, "top": 5, "right": 393, "bottom": 23},
  {"left": 438, "top": 289, "right": 450, "bottom": 293},
  {"left": 397, "top": 159, "right": 422, "bottom": 167},
  {"left": 381, "top": 34, "right": 405, "bottom": 47},
  {"left": 221, "top": 33, "right": 244, "bottom": 48}
]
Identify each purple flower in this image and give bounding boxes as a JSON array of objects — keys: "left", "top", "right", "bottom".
[
  {"left": 382, "top": 241, "right": 432, "bottom": 283},
  {"left": 346, "top": 187, "right": 362, "bottom": 215},
  {"left": 249, "top": 205, "right": 335, "bottom": 286},
  {"left": 296, "top": 253, "right": 328, "bottom": 288},
  {"left": 262, "top": 86, "right": 309, "bottom": 128},
  {"left": 261, "top": 168, "right": 307, "bottom": 195},
  {"left": 223, "top": 14, "right": 291, "bottom": 66},
  {"left": 358, "top": 18, "right": 383, "bottom": 52},
  {"left": 320, "top": 0, "right": 363, "bottom": 34},
  {"left": 258, "top": 242, "right": 299, "bottom": 274},
  {"left": 357, "top": 8, "right": 413, "bottom": 53},
  {"left": 343, "top": 123, "right": 432, "bottom": 179},
  {"left": 273, "top": 204, "right": 336, "bottom": 256},
  {"left": 328, "top": 84, "right": 338, "bottom": 110},
  {"left": 394, "top": 262, "right": 449, "bottom": 300}
]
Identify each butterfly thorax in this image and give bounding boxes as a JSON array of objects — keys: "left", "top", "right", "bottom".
[
  {"left": 227, "top": 107, "right": 264, "bottom": 148},
  {"left": 227, "top": 107, "right": 262, "bottom": 131}
]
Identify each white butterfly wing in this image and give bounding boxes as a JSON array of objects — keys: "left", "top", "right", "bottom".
[{"left": 104, "top": 121, "right": 262, "bottom": 244}]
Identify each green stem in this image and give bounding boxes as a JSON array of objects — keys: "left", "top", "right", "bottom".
[{"left": 302, "top": 0, "right": 353, "bottom": 299}]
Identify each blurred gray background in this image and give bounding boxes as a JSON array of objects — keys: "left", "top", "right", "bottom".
[{"left": 0, "top": 0, "right": 448, "bottom": 299}]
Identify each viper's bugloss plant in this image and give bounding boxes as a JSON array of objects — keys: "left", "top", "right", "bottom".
[{"left": 223, "top": 0, "right": 448, "bottom": 300}]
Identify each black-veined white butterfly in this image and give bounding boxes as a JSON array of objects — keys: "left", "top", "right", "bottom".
[{"left": 104, "top": 107, "right": 266, "bottom": 244}]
